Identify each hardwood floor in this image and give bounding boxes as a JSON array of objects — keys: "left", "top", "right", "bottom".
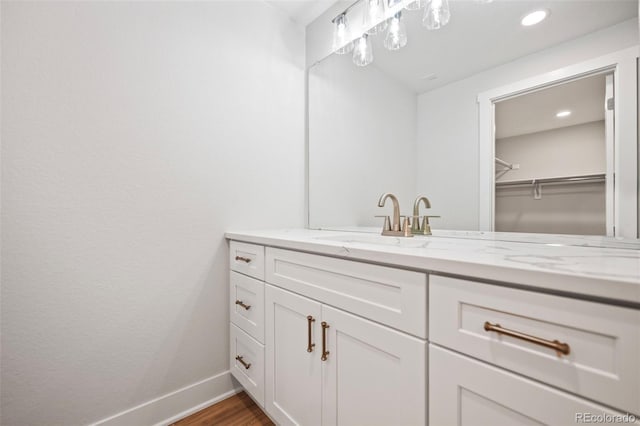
[{"left": 171, "top": 392, "right": 273, "bottom": 426}]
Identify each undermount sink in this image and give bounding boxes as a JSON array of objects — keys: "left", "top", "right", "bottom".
[{"left": 314, "top": 233, "right": 431, "bottom": 249}]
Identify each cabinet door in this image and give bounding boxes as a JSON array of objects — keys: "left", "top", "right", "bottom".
[
  {"left": 265, "top": 284, "right": 322, "bottom": 426},
  {"left": 430, "top": 344, "right": 640, "bottom": 426},
  {"left": 321, "top": 305, "right": 427, "bottom": 426}
]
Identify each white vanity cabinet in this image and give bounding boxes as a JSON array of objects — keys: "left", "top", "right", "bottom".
[
  {"left": 229, "top": 240, "right": 428, "bottom": 425},
  {"left": 429, "top": 275, "right": 640, "bottom": 425},
  {"left": 265, "top": 284, "right": 427, "bottom": 426},
  {"left": 229, "top": 241, "right": 266, "bottom": 407},
  {"left": 228, "top": 232, "right": 640, "bottom": 426}
]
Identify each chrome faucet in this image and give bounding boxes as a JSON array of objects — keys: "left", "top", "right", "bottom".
[
  {"left": 377, "top": 193, "right": 412, "bottom": 237},
  {"left": 411, "top": 195, "right": 440, "bottom": 235}
]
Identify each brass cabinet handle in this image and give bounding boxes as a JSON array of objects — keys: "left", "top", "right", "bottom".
[
  {"left": 235, "top": 256, "right": 252, "bottom": 263},
  {"left": 484, "top": 321, "right": 571, "bottom": 356},
  {"left": 235, "top": 355, "right": 251, "bottom": 370},
  {"left": 307, "top": 316, "right": 316, "bottom": 353},
  {"left": 321, "top": 321, "right": 330, "bottom": 361},
  {"left": 235, "top": 300, "right": 251, "bottom": 310}
]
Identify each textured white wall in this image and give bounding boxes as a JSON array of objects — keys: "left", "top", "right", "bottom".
[
  {"left": 309, "top": 54, "right": 417, "bottom": 228},
  {"left": 1, "top": 2, "right": 305, "bottom": 425},
  {"left": 415, "top": 19, "right": 638, "bottom": 230}
]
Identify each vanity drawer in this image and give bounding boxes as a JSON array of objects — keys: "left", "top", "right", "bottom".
[
  {"left": 229, "top": 241, "right": 265, "bottom": 280},
  {"left": 230, "top": 323, "right": 265, "bottom": 407},
  {"left": 230, "top": 271, "right": 264, "bottom": 343},
  {"left": 430, "top": 345, "right": 640, "bottom": 426},
  {"left": 429, "top": 275, "right": 640, "bottom": 415},
  {"left": 266, "top": 247, "right": 427, "bottom": 338}
]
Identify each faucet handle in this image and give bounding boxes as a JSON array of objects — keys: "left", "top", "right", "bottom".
[
  {"left": 402, "top": 217, "right": 412, "bottom": 237},
  {"left": 418, "top": 215, "right": 441, "bottom": 235},
  {"left": 374, "top": 215, "right": 391, "bottom": 231}
]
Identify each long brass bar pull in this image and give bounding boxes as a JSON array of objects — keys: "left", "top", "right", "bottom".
[
  {"left": 235, "top": 256, "right": 252, "bottom": 263},
  {"left": 235, "top": 300, "right": 251, "bottom": 310},
  {"left": 484, "top": 321, "right": 570, "bottom": 356},
  {"left": 307, "top": 316, "right": 316, "bottom": 353},
  {"left": 235, "top": 355, "right": 251, "bottom": 369},
  {"left": 321, "top": 322, "right": 330, "bottom": 361}
]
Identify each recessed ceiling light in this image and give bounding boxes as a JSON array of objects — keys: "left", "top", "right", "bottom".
[
  {"left": 521, "top": 9, "right": 549, "bottom": 26},
  {"left": 556, "top": 110, "right": 571, "bottom": 118}
]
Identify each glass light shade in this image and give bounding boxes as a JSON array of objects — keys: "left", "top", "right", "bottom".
[
  {"left": 332, "top": 14, "right": 353, "bottom": 54},
  {"left": 352, "top": 34, "right": 373, "bottom": 67},
  {"left": 363, "top": 0, "right": 388, "bottom": 35},
  {"left": 404, "top": 0, "right": 425, "bottom": 11},
  {"left": 423, "top": 0, "right": 451, "bottom": 30},
  {"left": 384, "top": 12, "right": 408, "bottom": 50}
]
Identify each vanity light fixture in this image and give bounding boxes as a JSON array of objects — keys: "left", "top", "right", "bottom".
[
  {"left": 423, "top": 0, "right": 451, "bottom": 30},
  {"left": 353, "top": 34, "right": 374, "bottom": 66},
  {"left": 332, "top": 13, "right": 354, "bottom": 54},
  {"left": 384, "top": 11, "right": 408, "bottom": 50},
  {"left": 332, "top": 0, "right": 479, "bottom": 63},
  {"left": 556, "top": 110, "right": 571, "bottom": 118},
  {"left": 521, "top": 9, "right": 549, "bottom": 27},
  {"left": 404, "top": 0, "right": 424, "bottom": 11},
  {"left": 364, "top": 0, "right": 388, "bottom": 35}
]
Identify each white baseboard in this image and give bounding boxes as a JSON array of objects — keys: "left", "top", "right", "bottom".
[{"left": 90, "top": 371, "right": 241, "bottom": 426}]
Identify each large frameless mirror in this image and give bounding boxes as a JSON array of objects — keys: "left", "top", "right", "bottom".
[{"left": 308, "top": 0, "right": 638, "bottom": 243}]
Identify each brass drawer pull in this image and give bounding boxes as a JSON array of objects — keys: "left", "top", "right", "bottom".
[
  {"left": 307, "top": 316, "right": 316, "bottom": 353},
  {"left": 235, "top": 300, "right": 251, "bottom": 310},
  {"left": 235, "top": 355, "right": 251, "bottom": 370},
  {"left": 321, "top": 321, "right": 330, "bottom": 361},
  {"left": 484, "top": 321, "right": 571, "bottom": 356},
  {"left": 235, "top": 255, "right": 252, "bottom": 263}
]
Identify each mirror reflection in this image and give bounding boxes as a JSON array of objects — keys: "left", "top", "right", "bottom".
[
  {"left": 494, "top": 73, "right": 612, "bottom": 236},
  {"left": 309, "top": 0, "right": 638, "bottom": 241}
]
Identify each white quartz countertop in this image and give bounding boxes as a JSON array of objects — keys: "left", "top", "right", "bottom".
[{"left": 225, "top": 228, "right": 640, "bottom": 306}]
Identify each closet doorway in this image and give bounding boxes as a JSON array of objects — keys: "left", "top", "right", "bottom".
[{"left": 493, "top": 73, "right": 614, "bottom": 236}]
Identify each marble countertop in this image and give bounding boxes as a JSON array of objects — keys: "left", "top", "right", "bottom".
[{"left": 225, "top": 228, "right": 640, "bottom": 306}]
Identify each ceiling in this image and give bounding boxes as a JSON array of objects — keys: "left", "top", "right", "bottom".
[
  {"left": 359, "top": 0, "right": 637, "bottom": 93},
  {"left": 495, "top": 73, "right": 607, "bottom": 139},
  {"left": 266, "top": 0, "right": 341, "bottom": 26}
]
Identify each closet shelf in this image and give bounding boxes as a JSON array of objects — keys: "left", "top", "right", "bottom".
[{"left": 496, "top": 173, "right": 605, "bottom": 188}]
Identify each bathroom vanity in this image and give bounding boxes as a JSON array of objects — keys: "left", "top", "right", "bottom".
[{"left": 226, "top": 229, "right": 640, "bottom": 425}]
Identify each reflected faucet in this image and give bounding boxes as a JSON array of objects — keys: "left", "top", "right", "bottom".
[
  {"left": 377, "top": 193, "right": 412, "bottom": 237},
  {"left": 411, "top": 195, "right": 440, "bottom": 235}
]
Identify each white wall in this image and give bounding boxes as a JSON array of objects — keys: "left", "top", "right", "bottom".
[
  {"left": 416, "top": 18, "right": 638, "bottom": 230},
  {"left": 0, "top": 2, "right": 305, "bottom": 425},
  {"left": 308, "top": 54, "right": 416, "bottom": 228},
  {"left": 495, "top": 121, "right": 606, "bottom": 182}
]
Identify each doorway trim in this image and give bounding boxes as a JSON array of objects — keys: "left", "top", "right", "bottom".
[{"left": 477, "top": 46, "right": 639, "bottom": 238}]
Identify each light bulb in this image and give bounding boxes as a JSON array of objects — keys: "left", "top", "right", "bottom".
[
  {"left": 405, "top": 0, "right": 424, "bottom": 11},
  {"left": 332, "top": 14, "right": 353, "bottom": 54},
  {"left": 384, "top": 12, "right": 408, "bottom": 51},
  {"left": 363, "top": 0, "right": 388, "bottom": 35},
  {"left": 423, "top": 0, "right": 450, "bottom": 30},
  {"left": 352, "top": 34, "right": 373, "bottom": 67}
]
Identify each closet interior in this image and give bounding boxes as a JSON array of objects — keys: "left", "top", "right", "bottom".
[{"left": 494, "top": 73, "right": 612, "bottom": 236}]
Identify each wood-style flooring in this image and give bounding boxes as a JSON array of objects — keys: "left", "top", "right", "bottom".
[{"left": 171, "top": 391, "right": 274, "bottom": 426}]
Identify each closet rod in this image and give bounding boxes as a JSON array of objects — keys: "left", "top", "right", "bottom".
[{"left": 496, "top": 173, "right": 606, "bottom": 187}]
